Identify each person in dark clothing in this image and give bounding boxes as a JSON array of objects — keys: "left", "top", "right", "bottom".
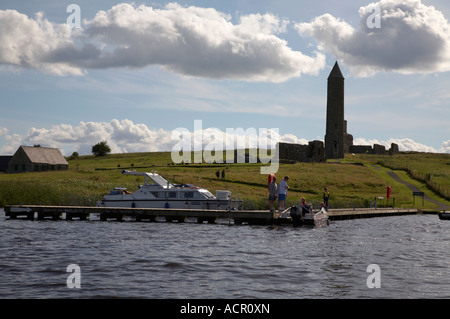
[
  {"left": 300, "top": 197, "right": 312, "bottom": 216},
  {"left": 323, "top": 187, "right": 330, "bottom": 210}
]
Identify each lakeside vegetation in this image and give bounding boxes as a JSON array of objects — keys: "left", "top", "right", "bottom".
[{"left": 0, "top": 151, "right": 449, "bottom": 210}]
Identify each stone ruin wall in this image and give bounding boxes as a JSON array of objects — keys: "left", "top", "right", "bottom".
[
  {"left": 277, "top": 141, "right": 325, "bottom": 163},
  {"left": 279, "top": 141, "right": 399, "bottom": 162},
  {"left": 349, "top": 143, "right": 399, "bottom": 155}
]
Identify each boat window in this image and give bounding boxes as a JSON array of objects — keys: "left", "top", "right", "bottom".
[
  {"left": 192, "top": 192, "right": 201, "bottom": 198},
  {"left": 183, "top": 192, "right": 194, "bottom": 198},
  {"left": 166, "top": 192, "right": 177, "bottom": 198},
  {"left": 151, "top": 192, "right": 159, "bottom": 197}
]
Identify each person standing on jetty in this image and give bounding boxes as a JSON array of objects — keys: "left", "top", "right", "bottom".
[
  {"left": 323, "top": 187, "right": 330, "bottom": 210},
  {"left": 278, "top": 176, "right": 289, "bottom": 211},
  {"left": 268, "top": 176, "right": 278, "bottom": 212}
]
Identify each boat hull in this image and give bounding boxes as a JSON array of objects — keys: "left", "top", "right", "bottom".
[
  {"left": 439, "top": 212, "right": 450, "bottom": 220},
  {"left": 97, "top": 198, "right": 242, "bottom": 210},
  {"left": 289, "top": 206, "right": 329, "bottom": 227},
  {"left": 303, "top": 212, "right": 329, "bottom": 227}
]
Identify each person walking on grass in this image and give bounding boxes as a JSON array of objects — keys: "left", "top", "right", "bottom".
[
  {"left": 278, "top": 176, "right": 289, "bottom": 212},
  {"left": 268, "top": 176, "right": 278, "bottom": 212}
]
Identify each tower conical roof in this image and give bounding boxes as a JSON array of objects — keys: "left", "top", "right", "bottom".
[{"left": 328, "top": 61, "right": 344, "bottom": 79}]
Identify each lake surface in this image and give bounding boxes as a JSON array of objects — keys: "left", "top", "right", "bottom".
[{"left": 1, "top": 208, "right": 450, "bottom": 299}]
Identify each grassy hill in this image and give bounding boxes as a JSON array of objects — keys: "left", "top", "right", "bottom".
[{"left": 0, "top": 151, "right": 449, "bottom": 210}]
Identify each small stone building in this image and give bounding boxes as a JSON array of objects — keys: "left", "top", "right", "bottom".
[{"left": 7, "top": 146, "right": 68, "bottom": 173}]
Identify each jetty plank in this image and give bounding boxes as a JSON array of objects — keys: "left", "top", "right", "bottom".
[
  {"left": 326, "top": 208, "right": 418, "bottom": 220},
  {"left": 3, "top": 205, "right": 419, "bottom": 225}
]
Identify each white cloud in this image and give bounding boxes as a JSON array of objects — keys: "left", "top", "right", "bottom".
[
  {"left": 0, "top": 126, "right": 8, "bottom": 136},
  {"left": 440, "top": 140, "right": 450, "bottom": 153},
  {"left": 20, "top": 119, "right": 176, "bottom": 155},
  {"left": 353, "top": 138, "right": 383, "bottom": 147},
  {"left": 0, "top": 3, "right": 325, "bottom": 82},
  {"left": 296, "top": 0, "right": 450, "bottom": 76},
  {"left": 0, "top": 119, "right": 313, "bottom": 156},
  {"left": 279, "top": 133, "right": 308, "bottom": 145},
  {"left": 353, "top": 137, "right": 443, "bottom": 153},
  {"left": 386, "top": 138, "right": 439, "bottom": 153},
  {"left": 0, "top": 10, "right": 83, "bottom": 76},
  {"left": 0, "top": 133, "right": 23, "bottom": 155},
  {"left": 2, "top": 120, "right": 447, "bottom": 156}
]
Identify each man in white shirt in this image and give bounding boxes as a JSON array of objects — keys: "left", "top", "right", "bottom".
[{"left": 278, "top": 176, "right": 289, "bottom": 211}]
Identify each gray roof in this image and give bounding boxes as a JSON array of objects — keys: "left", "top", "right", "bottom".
[{"left": 20, "top": 146, "right": 68, "bottom": 165}]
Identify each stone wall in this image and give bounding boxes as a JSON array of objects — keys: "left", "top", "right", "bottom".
[
  {"left": 278, "top": 141, "right": 325, "bottom": 163},
  {"left": 349, "top": 143, "right": 399, "bottom": 155},
  {"left": 349, "top": 145, "right": 373, "bottom": 154},
  {"left": 389, "top": 143, "right": 399, "bottom": 155},
  {"left": 373, "top": 144, "right": 386, "bottom": 155}
]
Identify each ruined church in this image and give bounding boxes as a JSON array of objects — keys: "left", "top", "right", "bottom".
[{"left": 278, "top": 61, "right": 398, "bottom": 162}]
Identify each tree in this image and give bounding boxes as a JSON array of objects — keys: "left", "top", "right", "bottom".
[
  {"left": 71, "top": 151, "right": 79, "bottom": 159},
  {"left": 92, "top": 141, "right": 111, "bottom": 156},
  {"left": 67, "top": 151, "right": 79, "bottom": 161}
]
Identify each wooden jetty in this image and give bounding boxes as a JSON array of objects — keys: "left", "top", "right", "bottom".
[
  {"left": 325, "top": 207, "right": 419, "bottom": 220},
  {"left": 3, "top": 205, "right": 419, "bottom": 225},
  {"left": 3, "top": 205, "right": 273, "bottom": 225}
]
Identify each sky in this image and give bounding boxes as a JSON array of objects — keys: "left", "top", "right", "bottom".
[{"left": 0, "top": 0, "right": 449, "bottom": 156}]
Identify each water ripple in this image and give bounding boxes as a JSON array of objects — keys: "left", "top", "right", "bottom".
[{"left": 2, "top": 211, "right": 450, "bottom": 298}]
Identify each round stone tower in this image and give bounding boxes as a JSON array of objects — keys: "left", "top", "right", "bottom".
[{"left": 325, "top": 61, "right": 346, "bottom": 159}]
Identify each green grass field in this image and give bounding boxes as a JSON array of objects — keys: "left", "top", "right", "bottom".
[
  {"left": 1, "top": 151, "right": 449, "bottom": 210},
  {"left": 367, "top": 153, "right": 449, "bottom": 200}
]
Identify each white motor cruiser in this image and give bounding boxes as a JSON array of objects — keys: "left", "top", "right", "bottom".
[{"left": 96, "top": 170, "right": 242, "bottom": 210}]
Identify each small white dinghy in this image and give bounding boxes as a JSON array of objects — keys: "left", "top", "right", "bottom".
[{"left": 287, "top": 205, "right": 329, "bottom": 227}]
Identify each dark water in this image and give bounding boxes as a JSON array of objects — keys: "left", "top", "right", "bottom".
[{"left": 1, "top": 209, "right": 450, "bottom": 299}]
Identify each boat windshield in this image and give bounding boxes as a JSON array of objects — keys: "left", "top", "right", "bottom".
[
  {"left": 199, "top": 189, "right": 216, "bottom": 199},
  {"left": 144, "top": 173, "right": 174, "bottom": 188}
]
